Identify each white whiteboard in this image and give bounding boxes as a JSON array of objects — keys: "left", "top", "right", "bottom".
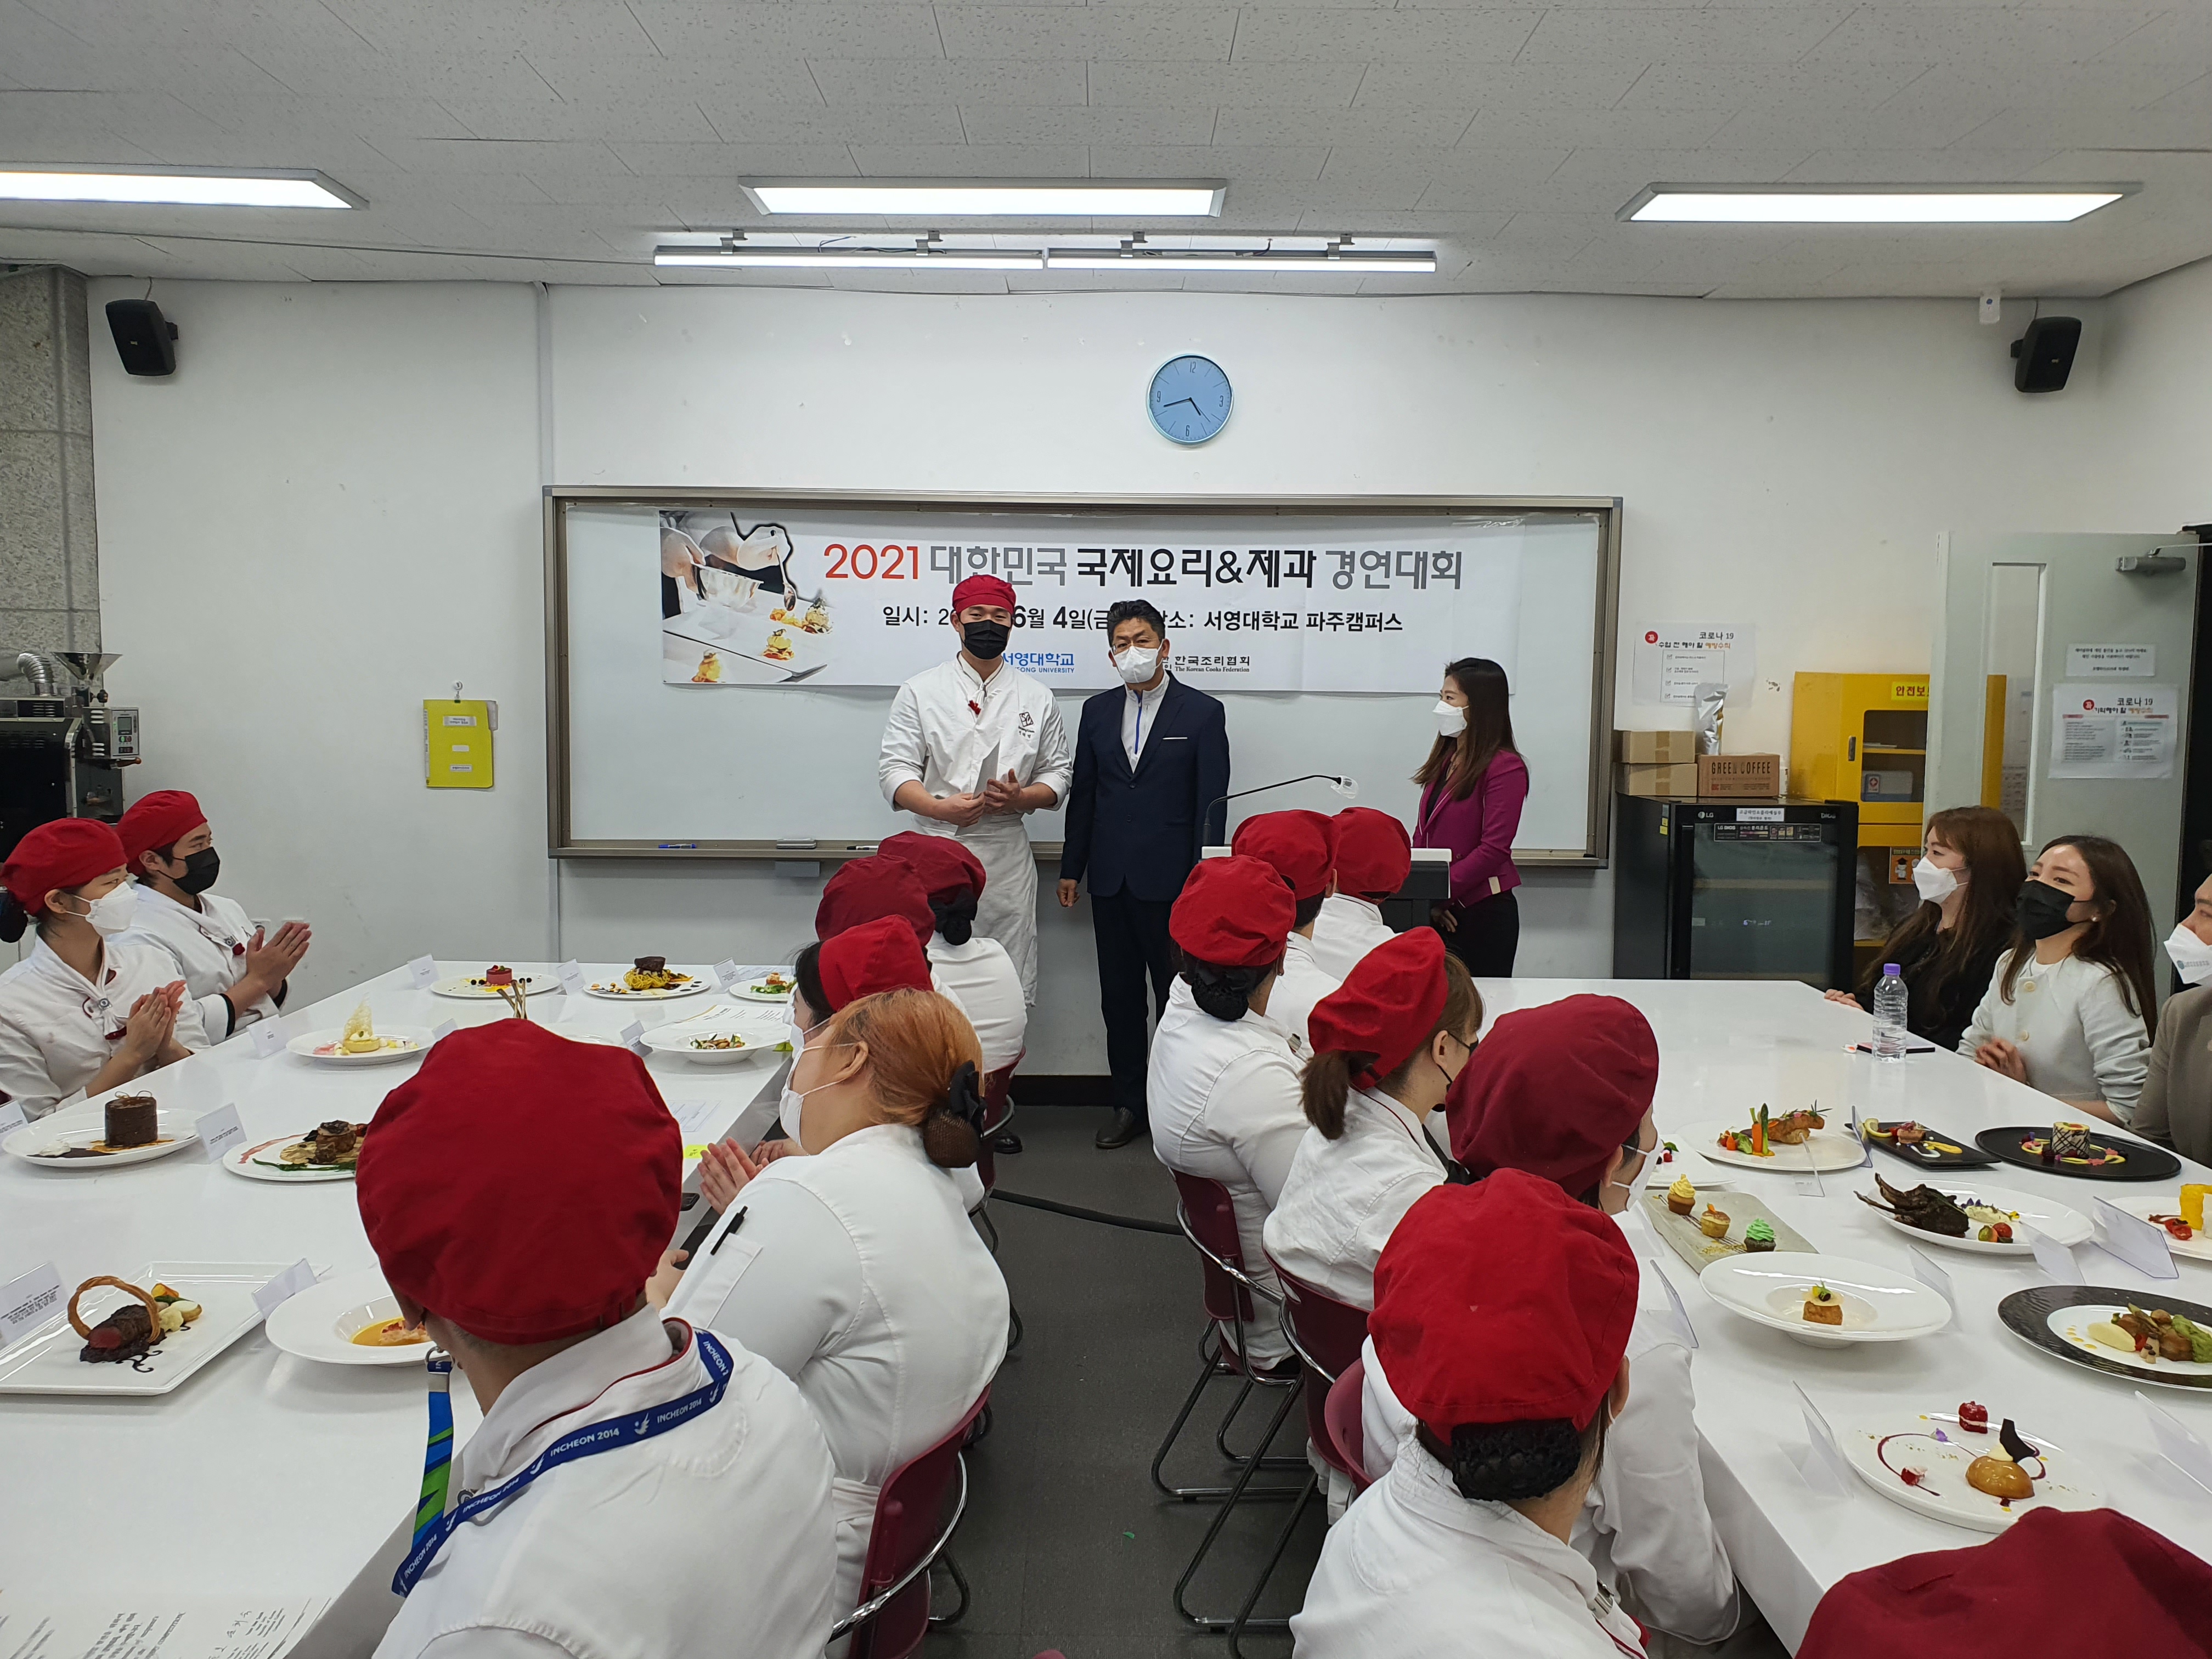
[{"left": 554, "top": 496, "right": 1616, "bottom": 860}]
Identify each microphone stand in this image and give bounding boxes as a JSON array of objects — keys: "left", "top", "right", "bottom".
[{"left": 1204, "top": 775, "right": 1359, "bottom": 841}]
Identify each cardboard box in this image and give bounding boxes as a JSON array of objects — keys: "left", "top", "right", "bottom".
[
  {"left": 1697, "top": 753, "right": 1781, "bottom": 797},
  {"left": 1617, "top": 761, "right": 1700, "bottom": 797},
  {"left": 1616, "top": 730, "right": 1699, "bottom": 765}
]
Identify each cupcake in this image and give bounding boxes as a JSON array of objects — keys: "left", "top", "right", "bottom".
[
  {"left": 1742, "top": 1218, "right": 1776, "bottom": 1253},
  {"left": 1699, "top": 1204, "right": 1730, "bottom": 1240},
  {"left": 1667, "top": 1175, "right": 1697, "bottom": 1216}
]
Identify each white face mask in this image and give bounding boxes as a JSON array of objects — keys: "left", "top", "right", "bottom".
[
  {"left": 778, "top": 1018, "right": 837, "bottom": 1144},
  {"left": 1432, "top": 699, "right": 1466, "bottom": 736},
  {"left": 1912, "top": 856, "right": 1960, "bottom": 904},
  {"left": 2166, "top": 922, "right": 2212, "bottom": 987},
  {"left": 1113, "top": 645, "right": 1161, "bottom": 686},
  {"left": 62, "top": 885, "right": 137, "bottom": 937}
]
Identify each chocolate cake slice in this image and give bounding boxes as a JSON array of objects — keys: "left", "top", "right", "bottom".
[
  {"left": 634, "top": 956, "right": 667, "bottom": 975},
  {"left": 104, "top": 1094, "right": 158, "bottom": 1149}
]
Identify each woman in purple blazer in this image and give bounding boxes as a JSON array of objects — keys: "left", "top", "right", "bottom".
[{"left": 1413, "top": 657, "right": 1528, "bottom": 976}]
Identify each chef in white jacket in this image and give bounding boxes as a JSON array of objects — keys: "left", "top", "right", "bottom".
[
  {"left": 1149, "top": 855, "right": 1306, "bottom": 1367},
  {"left": 1263, "top": 930, "right": 1480, "bottom": 1310},
  {"left": 1230, "top": 810, "right": 1344, "bottom": 1056},
  {"left": 1293, "top": 1171, "right": 1647, "bottom": 1659},
  {"left": 116, "top": 789, "right": 309, "bottom": 1041},
  {"left": 357, "top": 1020, "right": 839, "bottom": 1659},
  {"left": 1361, "top": 995, "right": 1739, "bottom": 1647},
  {"left": 0, "top": 817, "right": 206, "bottom": 1119},
  {"left": 878, "top": 573, "right": 1073, "bottom": 1003},
  {"left": 654, "top": 928, "right": 1009, "bottom": 1627},
  {"left": 881, "top": 831, "right": 1027, "bottom": 1073},
  {"left": 1310, "top": 807, "right": 1410, "bottom": 980}
]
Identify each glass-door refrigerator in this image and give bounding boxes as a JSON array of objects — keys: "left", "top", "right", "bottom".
[{"left": 1611, "top": 796, "right": 1859, "bottom": 988}]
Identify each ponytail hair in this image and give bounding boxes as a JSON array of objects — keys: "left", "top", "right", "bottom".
[
  {"left": 0, "top": 891, "right": 26, "bottom": 944},
  {"left": 929, "top": 889, "right": 979, "bottom": 947},
  {"left": 819, "top": 986, "right": 985, "bottom": 1169},
  {"left": 1300, "top": 955, "right": 1481, "bottom": 1139},
  {"left": 1417, "top": 1410, "right": 1607, "bottom": 1503},
  {"left": 1181, "top": 952, "right": 1282, "bottom": 1023}
]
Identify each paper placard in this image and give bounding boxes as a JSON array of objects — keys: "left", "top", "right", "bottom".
[
  {"left": 252, "top": 1259, "right": 317, "bottom": 1317},
  {"left": 195, "top": 1103, "right": 244, "bottom": 1164},
  {"left": 2067, "top": 644, "right": 2154, "bottom": 679},
  {"left": 406, "top": 955, "right": 438, "bottom": 989},
  {"left": 2049, "top": 682, "right": 2179, "bottom": 780},
  {"left": 0, "top": 1260, "right": 65, "bottom": 1347},
  {"left": 1645, "top": 1258, "right": 1698, "bottom": 1350},
  {"left": 1792, "top": 1383, "right": 1857, "bottom": 1497},
  {"left": 2094, "top": 1196, "right": 2180, "bottom": 1280},
  {"left": 713, "top": 959, "right": 741, "bottom": 991},
  {"left": 0, "top": 1595, "right": 330, "bottom": 1659},
  {"left": 1632, "top": 621, "right": 1756, "bottom": 708},
  {"left": 0, "top": 1099, "right": 26, "bottom": 1138},
  {"left": 669, "top": 1099, "right": 720, "bottom": 1140},
  {"left": 2138, "top": 1391, "right": 2212, "bottom": 1496},
  {"left": 558, "top": 959, "right": 585, "bottom": 994},
  {"left": 2032, "top": 1229, "right": 2083, "bottom": 1283},
  {"left": 620, "top": 1020, "right": 645, "bottom": 1046},
  {"left": 1905, "top": 1243, "right": 1955, "bottom": 1311},
  {"left": 248, "top": 1020, "right": 285, "bottom": 1059}
]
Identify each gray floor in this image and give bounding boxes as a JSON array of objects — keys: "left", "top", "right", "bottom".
[{"left": 927, "top": 1108, "right": 1325, "bottom": 1659}]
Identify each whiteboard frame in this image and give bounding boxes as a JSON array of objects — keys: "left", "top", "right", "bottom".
[{"left": 544, "top": 487, "right": 1623, "bottom": 866}]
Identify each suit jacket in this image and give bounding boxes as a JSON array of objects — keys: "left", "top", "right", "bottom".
[{"left": 1059, "top": 675, "right": 1230, "bottom": 902}]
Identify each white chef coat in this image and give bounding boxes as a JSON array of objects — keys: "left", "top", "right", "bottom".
[
  {"left": 878, "top": 656, "right": 1074, "bottom": 1005},
  {"left": 1291, "top": 1438, "right": 1649, "bottom": 1659},
  {"left": 1960, "top": 949, "right": 2152, "bottom": 1124},
  {"left": 0, "top": 936, "right": 210, "bottom": 1119},
  {"left": 1358, "top": 1210, "right": 1738, "bottom": 1644},
  {"left": 1148, "top": 977, "right": 1308, "bottom": 1366},
  {"left": 928, "top": 934, "right": 1027, "bottom": 1073},
  {"left": 1262, "top": 1087, "right": 1448, "bottom": 1312},
  {"left": 375, "top": 1309, "right": 838, "bottom": 1659},
  {"left": 1267, "top": 930, "right": 1343, "bottom": 1058},
  {"left": 667, "top": 1122, "right": 1008, "bottom": 1622},
  {"left": 1121, "top": 675, "right": 1170, "bottom": 765},
  {"left": 120, "top": 885, "right": 274, "bottom": 1040},
  {"left": 1309, "top": 894, "right": 1397, "bottom": 983}
]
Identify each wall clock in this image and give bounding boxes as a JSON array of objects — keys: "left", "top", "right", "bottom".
[{"left": 1148, "top": 354, "right": 1232, "bottom": 445}]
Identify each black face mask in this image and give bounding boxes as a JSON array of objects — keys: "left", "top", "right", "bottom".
[
  {"left": 174, "top": 847, "right": 221, "bottom": 896},
  {"left": 961, "top": 620, "right": 1010, "bottom": 660},
  {"left": 2017, "top": 878, "right": 2078, "bottom": 940}
]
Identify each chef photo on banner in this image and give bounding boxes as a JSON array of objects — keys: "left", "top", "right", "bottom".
[{"left": 660, "top": 511, "right": 833, "bottom": 687}]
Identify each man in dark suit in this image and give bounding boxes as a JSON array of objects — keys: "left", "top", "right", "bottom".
[{"left": 1058, "top": 599, "right": 1231, "bottom": 1149}]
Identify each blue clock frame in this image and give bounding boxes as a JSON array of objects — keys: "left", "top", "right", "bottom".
[{"left": 1148, "top": 354, "right": 1232, "bottom": 445}]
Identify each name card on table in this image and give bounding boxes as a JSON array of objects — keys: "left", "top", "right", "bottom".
[
  {"left": 1905, "top": 1243, "right": 1955, "bottom": 1312},
  {"left": 430, "top": 1019, "right": 457, "bottom": 1044},
  {"left": 1791, "top": 1383, "right": 1857, "bottom": 1498},
  {"left": 253, "top": 1259, "right": 317, "bottom": 1318},
  {"left": 0, "top": 1261, "right": 64, "bottom": 1348},
  {"left": 2032, "top": 1229, "right": 2085, "bottom": 1283},
  {"left": 620, "top": 1019, "right": 648, "bottom": 1057},
  {"left": 407, "top": 956, "right": 438, "bottom": 989},
  {"left": 196, "top": 1103, "right": 244, "bottom": 1164},
  {"left": 558, "top": 959, "right": 585, "bottom": 994},
  {"left": 0, "top": 1100, "right": 25, "bottom": 1138},
  {"left": 1794, "top": 1160, "right": 1827, "bottom": 1199},
  {"left": 713, "top": 959, "right": 741, "bottom": 991},
  {"left": 2138, "top": 1391, "right": 2212, "bottom": 1497},
  {"left": 2094, "top": 1197, "right": 2180, "bottom": 1280},
  {"left": 248, "top": 1020, "right": 286, "bottom": 1059},
  {"left": 1644, "top": 1257, "right": 1698, "bottom": 1350}
]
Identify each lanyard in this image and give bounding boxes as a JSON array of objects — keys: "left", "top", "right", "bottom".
[{"left": 392, "top": 1329, "right": 735, "bottom": 1596}]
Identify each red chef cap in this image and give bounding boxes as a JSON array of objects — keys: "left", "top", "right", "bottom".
[
  {"left": 2, "top": 817, "right": 126, "bottom": 916},
  {"left": 817, "top": 913, "right": 935, "bottom": 1009},
  {"left": 878, "top": 830, "right": 988, "bottom": 905},
  {"left": 357, "top": 1022, "right": 679, "bottom": 1346},
  {"left": 952, "top": 575, "right": 1018, "bottom": 615},
  {"left": 1170, "top": 855, "right": 1295, "bottom": 969},
  {"left": 1331, "top": 807, "right": 1412, "bottom": 900},
  {"left": 118, "top": 790, "right": 208, "bottom": 868},
  {"left": 1372, "top": 1170, "right": 1638, "bottom": 1436},
  {"left": 1447, "top": 995, "right": 1657, "bottom": 1203},
  {"left": 1308, "top": 928, "right": 1448, "bottom": 1087},
  {"left": 1799, "top": 1508, "right": 2212, "bottom": 1659},
  {"left": 815, "top": 854, "right": 934, "bottom": 949},
  {"left": 1231, "top": 810, "right": 1336, "bottom": 902}
]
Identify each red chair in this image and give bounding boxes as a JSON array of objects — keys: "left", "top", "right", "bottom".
[
  {"left": 1323, "top": 1356, "right": 1370, "bottom": 1496},
  {"left": 831, "top": 1391, "right": 990, "bottom": 1659}
]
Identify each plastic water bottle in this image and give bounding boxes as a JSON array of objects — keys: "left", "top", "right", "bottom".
[{"left": 1872, "top": 963, "right": 1909, "bottom": 1062}]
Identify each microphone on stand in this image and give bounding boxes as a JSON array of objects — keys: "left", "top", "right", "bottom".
[{"left": 1203, "top": 775, "right": 1359, "bottom": 849}]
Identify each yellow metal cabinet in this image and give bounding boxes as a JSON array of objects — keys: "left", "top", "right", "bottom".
[{"left": 1791, "top": 673, "right": 1930, "bottom": 964}]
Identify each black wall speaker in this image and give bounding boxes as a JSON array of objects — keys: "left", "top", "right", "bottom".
[
  {"left": 105, "top": 298, "right": 178, "bottom": 376},
  {"left": 2011, "top": 316, "right": 2080, "bottom": 394}
]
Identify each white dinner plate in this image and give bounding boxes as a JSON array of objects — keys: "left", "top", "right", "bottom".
[
  {"left": 584, "top": 969, "right": 711, "bottom": 1000},
  {"left": 0, "top": 1261, "right": 305, "bottom": 1396},
  {"left": 287, "top": 1025, "right": 431, "bottom": 1066},
  {"left": 431, "top": 972, "right": 557, "bottom": 1000},
  {"left": 4, "top": 1110, "right": 201, "bottom": 1171},
  {"left": 1838, "top": 1410, "right": 2103, "bottom": 1533},
  {"left": 265, "top": 1267, "right": 431, "bottom": 1367},
  {"left": 1699, "top": 1251, "right": 1953, "bottom": 1347},
  {"left": 223, "top": 1131, "right": 363, "bottom": 1184},
  {"left": 1643, "top": 1144, "right": 1725, "bottom": 1190},
  {"left": 2105, "top": 1197, "right": 2212, "bottom": 1263},
  {"left": 732, "top": 970, "right": 797, "bottom": 1003},
  {"left": 1688, "top": 1118, "right": 1867, "bottom": 1173},
  {"left": 640, "top": 1014, "right": 792, "bottom": 1065},
  {"left": 1859, "top": 1181, "right": 2090, "bottom": 1257}
]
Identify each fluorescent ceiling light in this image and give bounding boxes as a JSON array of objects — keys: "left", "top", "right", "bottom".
[
  {"left": 1046, "top": 249, "right": 1434, "bottom": 273},
  {"left": 742, "top": 179, "right": 1224, "bottom": 218},
  {"left": 0, "top": 165, "right": 361, "bottom": 208},
  {"left": 656, "top": 246, "right": 1045, "bottom": 270},
  {"left": 1624, "top": 185, "right": 2130, "bottom": 224}
]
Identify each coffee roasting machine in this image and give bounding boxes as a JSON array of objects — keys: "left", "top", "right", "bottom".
[{"left": 0, "top": 652, "right": 140, "bottom": 861}]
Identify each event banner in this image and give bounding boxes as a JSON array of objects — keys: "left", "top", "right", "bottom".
[{"left": 658, "top": 507, "right": 1531, "bottom": 693}]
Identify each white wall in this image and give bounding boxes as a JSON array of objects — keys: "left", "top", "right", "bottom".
[{"left": 82, "top": 268, "right": 2211, "bottom": 1066}]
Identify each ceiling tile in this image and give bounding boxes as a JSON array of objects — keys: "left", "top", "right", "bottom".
[
  {"left": 238, "top": 47, "right": 563, "bottom": 103},
  {"left": 1804, "top": 7, "right": 2171, "bottom": 65},
  {"left": 1956, "top": 104, "right": 2212, "bottom": 151},
  {"left": 1894, "top": 60, "right": 2212, "bottom": 114},
  {"left": 364, "top": 136, "right": 633, "bottom": 173},
  {"left": 1212, "top": 105, "right": 1475, "bottom": 147},
  {"left": 1229, "top": 9, "right": 1545, "bottom": 63},
  {"left": 1085, "top": 143, "right": 1327, "bottom": 180},
  {"left": 436, "top": 97, "right": 720, "bottom": 143},
  {"left": 2096, "top": 9, "right": 2212, "bottom": 66},
  {"left": 1353, "top": 60, "right": 1646, "bottom": 109},
  {"left": 611, "top": 140, "right": 862, "bottom": 176},
  {"left": 701, "top": 104, "right": 965, "bottom": 145},
  {"left": 961, "top": 105, "right": 1216, "bottom": 145},
  {"left": 18, "top": 0, "right": 365, "bottom": 52},
  {"left": 844, "top": 142, "right": 1092, "bottom": 176},
  {"left": 936, "top": 7, "right": 1238, "bottom": 61},
  {"left": 1519, "top": 9, "right": 1855, "bottom": 64},
  {"left": 523, "top": 52, "right": 820, "bottom": 104},
  {"left": 808, "top": 59, "right": 1087, "bottom": 104},
  {"left": 1616, "top": 60, "right": 1934, "bottom": 110},
  {"left": 629, "top": 3, "right": 944, "bottom": 60},
  {"left": 1460, "top": 107, "right": 1739, "bottom": 149},
  {"left": 1548, "top": 145, "right": 1813, "bottom": 186},
  {"left": 1776, "top": 147, "right": 2072, "bottom": 184},
  {"left": 322, "top": 0, "right": 657, "bottom": 57},
  {"left": 1707, "top": 104, "right": 1999, "bottom": 150},
  {"left": 1086, "top": 60, "right": 1364, "bottom": 106}
]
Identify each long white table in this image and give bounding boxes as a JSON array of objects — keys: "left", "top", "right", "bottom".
[
  {"left": 1476, "top": 978, "right": 2212, "bottom": 1651},
  {"left": 0, "top": 963, "right": 789, "bottom": 1656}
]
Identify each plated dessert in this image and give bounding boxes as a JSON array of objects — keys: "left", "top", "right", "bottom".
[
  {"left": 1699, "top": 1252, "right": 1951, "bottom": 1347},
  {"left": 432, "top": 968, "right": 555, "bottom": 1000},
  {"left": 2108, "top": 1188, "right": 2212, "bottom": 1262},
  {"left": 1862, "top": 1118, "right": 1996, "bottom": 1170},
  {"left": 1641, "top": 1187, "right": 1810, "bottom": 1267},
  {"left": 589, "top": 957, "right": 707, "bottom": 998},
  {"left": 1839, "top": 1403, "right": 2102, "bottom": 1533},
  {"left": 13, "top": 1096, "right": 198, "bottom": 1169},
  {"left": 1976, "top": 1124, "right": 2181, "bottom": 1183}
]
